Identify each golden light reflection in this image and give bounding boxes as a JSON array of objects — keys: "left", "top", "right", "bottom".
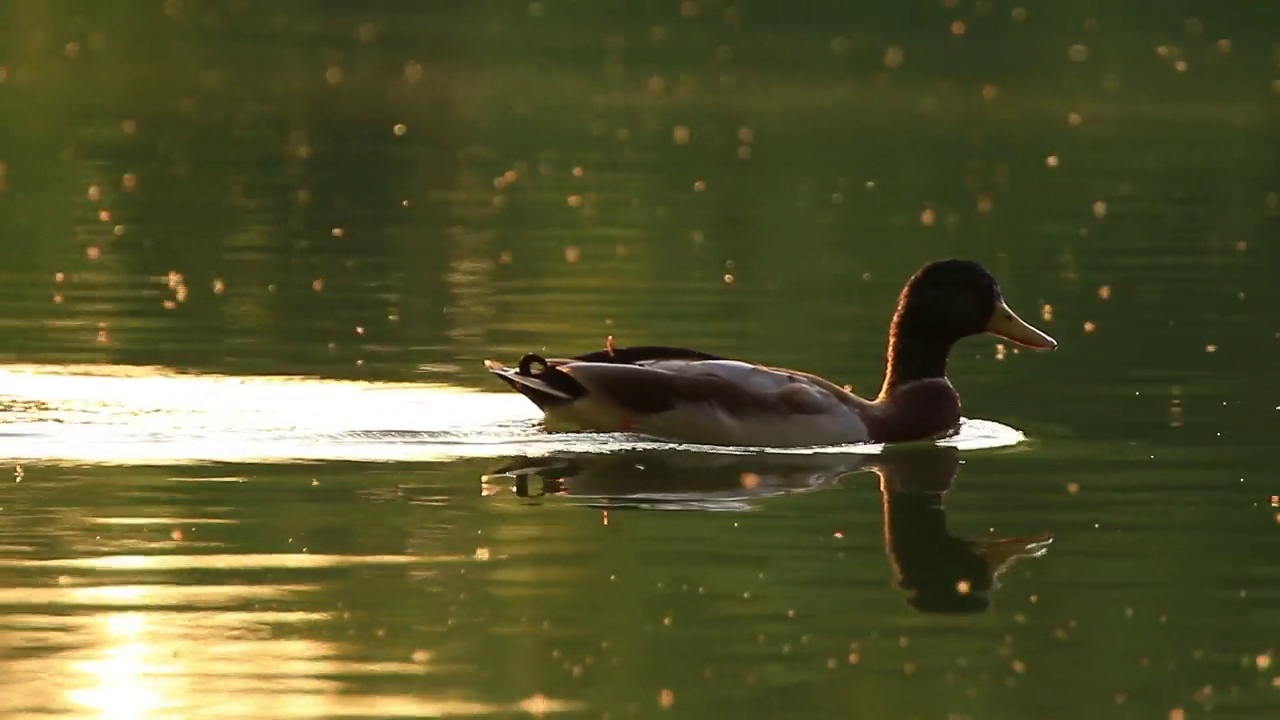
[
  {"left": 1, "top": 597, "right": 581, "bottom": 719},
  {"left": 57, "top": 602, "right": 474, "bottom": 719},
  {"left": 0, "top": 583, "right": 307, "bottom": 607},
  {"left": 0, "top": 364, "right": 542, "bottom": 465},
  {"left": 67, "top": 612, "right": 170, "bottom": 720},
  {"left": 3, "top": 552, "right": 436, "bottom": 571}
]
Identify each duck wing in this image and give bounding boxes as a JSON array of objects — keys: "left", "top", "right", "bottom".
[
  {"left": 486, "top": 345, "right": 872, "bottom": 446},
  {"left": 560, "top": 345, "right": 729, "bottom": 365},
  {"left": 560, "top": 359, "right": 842, "bottom": 415},
  {"left": 558, "top": 358, "right": 869, "bottom": 446}
]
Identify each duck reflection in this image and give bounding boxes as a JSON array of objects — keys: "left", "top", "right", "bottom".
[
  {"left": 483, "top": 446, "right": 1051, "bottom": 614},
  {"left": 874, "top": 446, "right": 1052, "bottom": 613},
  {"left": 483, "top": 449, "right": 863, "bottom": 510}
]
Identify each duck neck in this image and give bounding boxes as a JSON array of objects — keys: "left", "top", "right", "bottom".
[{"left": 877, "top": 320, "right": 956, "bottom": 399}]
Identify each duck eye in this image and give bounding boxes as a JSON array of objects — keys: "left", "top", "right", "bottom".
[{"left": 1003, "top": 312, "right": 1013, "bottom": 320}]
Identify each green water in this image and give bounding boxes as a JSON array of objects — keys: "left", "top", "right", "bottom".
[{"left": 1, "top": 2, "right": 1278, "bottom": 718}]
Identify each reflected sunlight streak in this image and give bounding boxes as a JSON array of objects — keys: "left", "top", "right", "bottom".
[
  {"left": 0, "top": 364, "right": 1025, "bottom": 465},
  {"left": 67, "top": 613, "right": 169, "bottom": 720},
  {"left": 2, "top": 598, "right": 582, "bottom": 719},
  {"left": 0, "top": 552, "right": 442, "bottom": 571}
]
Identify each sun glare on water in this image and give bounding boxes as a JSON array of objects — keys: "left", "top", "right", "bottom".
[
  {"left": 0, "top": 364, "right": 1025, "bottom": 465},
  {"left": 0, "top": 554, "right": 581, "bottom": 718}
]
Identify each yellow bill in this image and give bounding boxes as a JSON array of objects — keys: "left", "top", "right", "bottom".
[{"left": 986, "top": 300, "right": 1057, "bottom": 350}]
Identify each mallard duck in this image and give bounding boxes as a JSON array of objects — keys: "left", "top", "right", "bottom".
[{"left": 484, "top": 259, "right": 1056, "bottom": 447}]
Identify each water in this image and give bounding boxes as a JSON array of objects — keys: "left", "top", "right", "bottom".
[{"left": 1, "top": 3, "right": 1278, "bottom": 718}]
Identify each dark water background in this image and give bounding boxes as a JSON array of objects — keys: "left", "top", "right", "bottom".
[{"left": 0, "top": 2, "right": 1277, "bottom": 718}]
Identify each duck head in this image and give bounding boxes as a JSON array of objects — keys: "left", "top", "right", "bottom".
[{"left": 881, "top": 259, "right": 1056, "bottom": 391}]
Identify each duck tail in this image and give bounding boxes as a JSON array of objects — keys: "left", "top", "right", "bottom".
[{"left": 484, "top": 354, "right": 588, "bottom": 410}]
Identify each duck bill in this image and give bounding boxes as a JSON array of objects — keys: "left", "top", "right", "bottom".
[{"left": 986, "top": 300, "right": 1057, "bottom": 350}]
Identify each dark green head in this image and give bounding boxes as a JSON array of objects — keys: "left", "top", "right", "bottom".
[{"left": 883, "top": 259, "right": 1056, "bottom": 387}]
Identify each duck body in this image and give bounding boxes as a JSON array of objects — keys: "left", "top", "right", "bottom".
[
  {"left": 487, "top": 348, "right": 891, "bottom": 447},
  {"left": 485, "top": 259, "right": 1057, "bottom": 448}
]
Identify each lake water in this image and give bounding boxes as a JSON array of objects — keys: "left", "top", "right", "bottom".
[{"left": 1, "top": 3, "right": 1277, "bottom": 719}]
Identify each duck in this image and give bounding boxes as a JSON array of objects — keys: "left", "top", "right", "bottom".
[{"left": 484, "top": 259, "right": 1056, "bottom": 447}]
